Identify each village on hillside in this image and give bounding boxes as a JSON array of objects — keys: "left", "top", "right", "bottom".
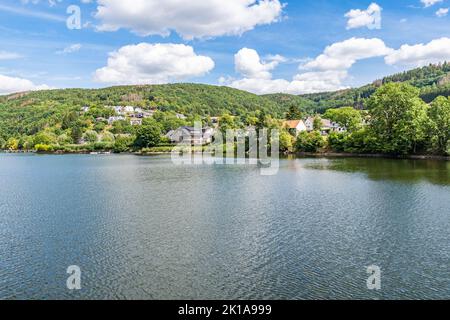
[{"left": 80, "top": 104, "right": 347, "bottom": 147}]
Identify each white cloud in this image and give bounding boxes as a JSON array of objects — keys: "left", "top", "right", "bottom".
[
  {"left": 226, "top": 38, "right": 393, "bottom": 95},
  {"left": 94, "top": 43, "right": 215, "bottom": 85},
  {"left": 436, "top": 8, "right": 449, "bottom": 17},
  {"left": 0, "top": 74, "right": 50, "bottom": 95},
  {"left": 421, "top": 0, "right": 443, "bottom": 7},
  {"left": 0, "top": 51, "right": 22, "bottom": 60},
  {"left": 303, "top": 38, "right": 393, "bottom": 71},
  {"left": 56, "top": 43, "right": 82, "bottom": 55},
  {"left": 234, "top": 48, "right": 282, "bottom": 79},
  {"left": 94, "top": 0, "right": 284, "bottom": 40},
  {"left": 385, "top": 37, "right": 450, "bottom": 66},
  {"left": 345, "top": 3, "right": 382, "bottom": 30}
]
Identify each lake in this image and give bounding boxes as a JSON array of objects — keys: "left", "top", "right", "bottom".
[{"left": 0, "top": 154, "right": 449, "bottom": 299}]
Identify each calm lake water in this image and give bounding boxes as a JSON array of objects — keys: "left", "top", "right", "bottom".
[{"left": 0, "top": 154, "right": 449, "bottom": 300}]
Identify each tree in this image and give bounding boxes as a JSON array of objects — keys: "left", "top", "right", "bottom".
[
  {"left": 286, "top": 105, "right": 303, "bottom": 120},
  {"left": 101, "top": 132, "right": 115, "bottom": 143},
  {"left": 83, "top": 130, "right": 99, "bottom": 143},
  {"left": 62, "top": 111, "right": 79, "bottom": 130},
  {"left": 153, "top": 111, "right": 187, "bottom": 133},
  {"left": 313, "top": 116, "right": 322, "bottom": 131},
  {"left": 279, "top": 130, "right": 294, "bottom": 153},
  {"left": 134, "top": 118, "right": 163, "bottom": 148},
  {"left": 366, "top": 83, "right": 429, "bottom": 154},
  {"left": 5, "top": 138, "right": 19, "bottom": 150},
  {"left": 111, "top": 120, "right": 134, "bottom": 135},
  {"left": 295, "top": 131, "right": 325, "bottom": 152},
  {"left": 71, "top": 125, "right": 83, "bottom": 144},
  {"left": 33, "top": 131, "right": 56, "bottom": 147},
  {"left": 114, "top": 135, "right": 134, "bottom": 153},
  {"left": 427, "top": 96, "right": 450, "bottom": 154},
  {"left": 219, "top": 114, "right": 236, "bottom": 134},
  {"left": 57, "top": 133, "right": 73, "bottom": 145},
  {"left": 324, "top": 107, "right": 363, "bottom": 132}
]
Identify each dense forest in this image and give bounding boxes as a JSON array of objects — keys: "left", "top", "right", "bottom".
[{"left": 299, "top": 62, "right": 450, "bottom": 110}]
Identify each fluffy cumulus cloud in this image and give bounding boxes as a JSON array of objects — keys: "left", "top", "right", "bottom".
[
  {"left": 345, "top": 3, "right": 382, "bottom": 30},
  {"left": 0, "top": 74, "right": 50, "bottom": 95},
  {"left": 226, "top": 38, "right": 393, "bottom": 95},
  {"left": 234, "top": 48, "right": 283, "bottom": 79},
  {"left": 94, "top": 0, "right": 284, "bottom": 40},
  {"left": 421, "top": 0, "right": 443, "bottom": 7},
  {"left": 385, "top": 37, "right": 450, "bottom": 66},
  {"left": 436, "top": 8, "right": 449, "bottom": 17},
  {"left": 303, "top": 38, "right": 393, "bottom": 71},
  {"left": 94, "top": 43, "right": 215, "bottom": 85}
]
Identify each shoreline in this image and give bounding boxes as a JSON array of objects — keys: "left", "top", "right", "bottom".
[
  {"left": 294, "top": 152, "right": 450, "bottom": 161},
  {"left": 1, "top": 149, "right": 449, "bottom": 161}
]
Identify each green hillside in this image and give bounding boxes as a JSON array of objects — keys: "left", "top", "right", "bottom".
[
  {"left": 1, "top": 63, "right": 450, "bottom": 153},
  {"left": 0, "top": 83, "right": 292, "bottom": 140},
  {"left": 296, "top": 62, "right": 450, "bottom": 110}
]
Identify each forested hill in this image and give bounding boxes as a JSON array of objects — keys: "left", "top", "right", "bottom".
[
  {"left": 293, "top": 62, "right": 450, "bottom": 111},
  {"left": 0, "top": 84, "right": 294, "bottom": 138},
  {"left": 0, "top": 83, "right": 291, "bottom": 117}
]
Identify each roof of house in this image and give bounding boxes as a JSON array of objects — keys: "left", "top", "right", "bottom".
[
  {"left": 283, "top": 120, "right": 304, "bottom": 129},
  {"left": 305, "top": 117, "right": 332, "bottom": 128},
  {"left": 321, "top": 119, "right": 331, "bottom": 127}
]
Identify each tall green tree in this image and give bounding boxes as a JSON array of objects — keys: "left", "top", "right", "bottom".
[
  {"left": 134, "top": 118, "right": 163, "bottom": 148},
  {"left": 366, "top": 83, "right": 429, "bottom": 154},
  {"left": 285, "top": 105, "right": 303, "bottom": 120},
  {"left": 324, "top": 107, "right": 363, "bottom": 132},
  {"left": 427, "top": 96, "right": 450, "bottom": 154},
  {"left": 313, "top": 116, "right": 322, "bottom": 131}
]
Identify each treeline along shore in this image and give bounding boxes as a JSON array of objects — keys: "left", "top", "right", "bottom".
[{"left": 1, "top": 63, "right": 450, "bottom": 159}]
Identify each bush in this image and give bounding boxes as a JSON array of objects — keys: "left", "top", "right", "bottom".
[
  {"left": 279, "top": 131, "right": 294, "bottom": 153},
  {"left": 83, "top": 130, "right": 98, "bottom": 143},
  {"left": 342, "top": 129, "right": 379, "bottom": 154},
  {"left": 101, "top": 132, "right": 115, "bottom": 143},
  {"left": 113, "top": 135, "right": 133, "bottom": 153},
  {"left": 446, "top": 140, "right": 450, "bottom": 156},
  {"left": 57, "top": 133, "right": 73, "bottom": 145},
  {"left": 134, "top": 119, "right": 163, "bottom": 148},
  {"left": 33, "top": 132, "right": 57, "bottom": 147},
  {"left": 295, "top": 131, "right": 325, "bottom": 153},
  {"left": 35, "top": 144, "right": 53, "bottom": 152},
  {"left": 328, "top": 132, "right": 347, "bottom": 152}
]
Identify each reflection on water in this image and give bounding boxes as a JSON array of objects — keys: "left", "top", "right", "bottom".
[
  {"left": 0, "top": 154, "right": 449, "bottom": 300},
  {"left": 303, "top": 157, "right": 450, "bottom": 186}
]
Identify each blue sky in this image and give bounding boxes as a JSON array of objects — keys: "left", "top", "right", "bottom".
[{"left": 1, "top": 0, "right": 450, "bottom": 95}]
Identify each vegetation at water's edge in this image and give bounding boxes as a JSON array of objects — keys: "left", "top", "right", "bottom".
[{"left": 299, "top": 83, "right": 450, "bottom": 156}]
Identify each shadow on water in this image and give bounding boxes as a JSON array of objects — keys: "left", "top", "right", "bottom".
[{"left": 302, "top": 157, "right": 450, "bottom": 186}]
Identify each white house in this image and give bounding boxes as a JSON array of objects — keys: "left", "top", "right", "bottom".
[
  {"left": 304, "top": 117, "right": 344, "bottom": 135},
  {"left": 330, "top": 121, "right": 347, "bottom": 133},
  {"left": 108, "top": 116, "right": 125, "bottom": 124},
  {"left": 130, "top": 118, "right": 143, "bottom": 126},
  {"left": 304, "top": 117, "right": 316, "bottom": 132},
  {"left": 124, "top": 106, "right": 135, "bottom": 113},
  {"left": 166, "top": 126, "right": 215, "bottom": 145},
  {"left": 283, "top": 120, "right": 307, "bottom": 136}
]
